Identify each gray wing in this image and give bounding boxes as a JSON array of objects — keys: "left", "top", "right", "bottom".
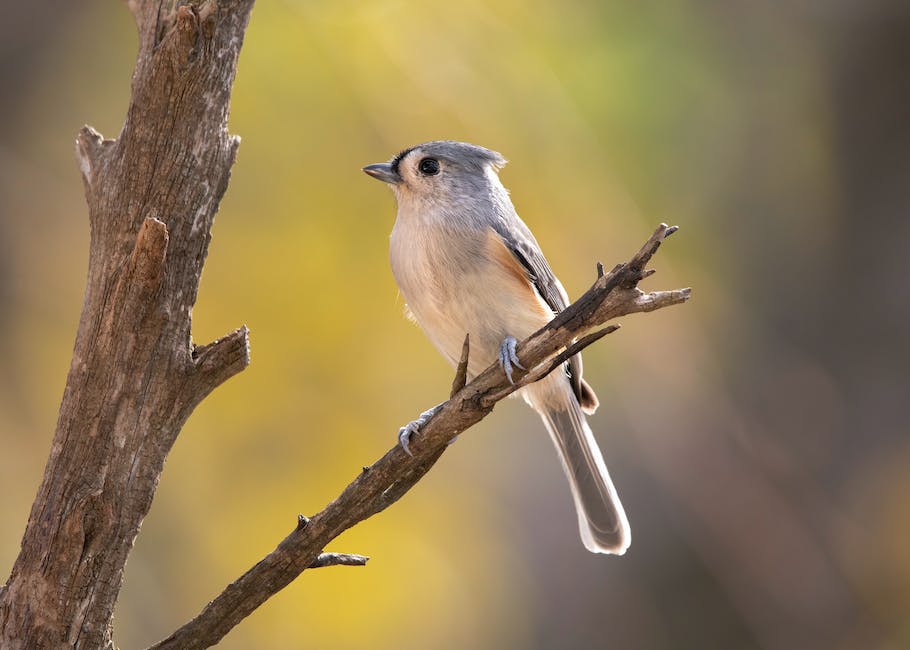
[
  {"left": 490, "top": 218, "right": 567, "bottom": 313},
  {"left": 490, "top": 217, "right": 599, "bottom": 413}
]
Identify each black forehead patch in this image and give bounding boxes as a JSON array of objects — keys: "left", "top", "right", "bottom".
[{"left": 389, "top": 146, "right": 415, "bottom": 175}]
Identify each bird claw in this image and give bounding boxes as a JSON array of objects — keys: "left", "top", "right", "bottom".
[
  {"left": 398, "top": 404, "right": 443, "bottom": 456},
  {"left": 498, "top": 335, "right": 525, "bottom": 384},
  {"left": 398, "top": 422, "right": 419, "bottom": 457}
]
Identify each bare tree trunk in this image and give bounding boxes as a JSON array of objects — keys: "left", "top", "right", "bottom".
[{"left": 0, "top": 2, "right": 254, "bottom": 648}]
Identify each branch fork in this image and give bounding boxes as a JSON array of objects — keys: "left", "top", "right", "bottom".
[{"left": 148, "top": 223, "right": 690, "bottom": 649}]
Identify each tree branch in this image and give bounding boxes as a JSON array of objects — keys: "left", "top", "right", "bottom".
[
  {"left": 149, "top": 223, "right": 691, "bottom": 650},
  {"left": 308, "top": 553, "right": 370, "bottom": 569},
  {"left": 191, "top": 325, "right": 251, "bottom": 401}
]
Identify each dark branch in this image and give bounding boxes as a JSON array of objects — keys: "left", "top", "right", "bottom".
[
  {"left": 149, "top": 223, "right": 690, "bottom": 650},
  {"left": 481, "top": 324, "right": 621, "bottom": 407}
]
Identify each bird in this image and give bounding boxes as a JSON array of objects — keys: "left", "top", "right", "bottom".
[{"left": 363, "top": 140, "right": 630, "bottom": 555}]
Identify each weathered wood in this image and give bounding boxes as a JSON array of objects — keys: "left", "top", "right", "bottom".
[{"left": 0, "top": 1, "right": 254, "bottom": 648}]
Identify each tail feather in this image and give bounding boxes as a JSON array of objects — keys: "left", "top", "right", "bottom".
[{"left": 539, "top": 396, "right": 630, "bottom": 554}]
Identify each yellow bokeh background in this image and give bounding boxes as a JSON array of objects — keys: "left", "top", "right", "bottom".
[{"left": 1, "top": 1, "right": 908, "bottom": 649}]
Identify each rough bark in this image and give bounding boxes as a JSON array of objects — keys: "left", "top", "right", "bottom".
[
  {"left": 149, "top": 224, "right": 690, "bottom": 650},
  {"left": 0, "top": 1, "right": 254, "bottom": 648}
]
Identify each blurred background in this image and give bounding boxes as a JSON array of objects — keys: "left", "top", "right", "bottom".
[{"left": 1, "top": 0, "right": 908, "bottom": 648}]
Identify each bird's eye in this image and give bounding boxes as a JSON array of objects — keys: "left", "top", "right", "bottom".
[{"left": 418, "top": 157, "right": 440, "bottom": 175}]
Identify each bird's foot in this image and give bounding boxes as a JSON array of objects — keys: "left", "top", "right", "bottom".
[
  {"left": 498, "top": 335, "right": 526, "bottom": 384},
  {"left": 398, "top": 403, "right": 443, "bottom": 456}
]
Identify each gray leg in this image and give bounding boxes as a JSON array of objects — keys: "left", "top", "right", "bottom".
[
  {"left": 497, "top": 335, "right": 526, "bottom": 384},
  {"left": 398, "top": 403, "right": 443, "bottom": 456}
]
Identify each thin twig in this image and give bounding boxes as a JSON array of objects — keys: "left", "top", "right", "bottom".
[
  {"left": 450, "top": 334, "right": 470, "bottom": 397},
  {"left": 309, "top": 553, "right": 369, "bottom": 569}
]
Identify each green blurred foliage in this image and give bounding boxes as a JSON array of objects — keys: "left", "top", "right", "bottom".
[{"left": 1, "top": 1, "right": 908, "bottom": 649}]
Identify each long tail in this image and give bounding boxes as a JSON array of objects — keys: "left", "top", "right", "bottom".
[{"left": 538, "top": 392, "right": 631, "bottom": 554}]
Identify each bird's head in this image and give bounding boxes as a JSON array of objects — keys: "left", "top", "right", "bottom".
[{"left": 363, "top": 140, "right": 507, "bottom": 208}]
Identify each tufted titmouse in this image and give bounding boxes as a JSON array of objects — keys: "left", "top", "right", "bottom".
[{"left": 363, "top": 140, "right": 630, "bottom": 554}]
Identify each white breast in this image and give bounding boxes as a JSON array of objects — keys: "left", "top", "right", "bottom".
[{"left": 389, "top": 217, "right": 552, "bottom": 378}]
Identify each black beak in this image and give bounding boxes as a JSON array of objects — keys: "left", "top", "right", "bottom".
[{"left": 362, "top": 162, "right": 401, "bottom": 185}]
